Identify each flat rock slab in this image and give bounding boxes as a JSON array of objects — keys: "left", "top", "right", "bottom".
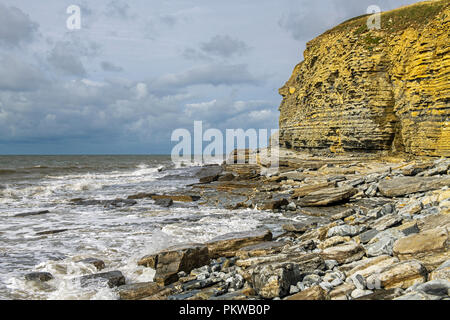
[
  {"left": 371, "top": 214, "right": 403, "bottom": 231},
  {"left": 117, "top": 282, "right": 162, "bottom": 300},
  {"left": 72, "top": 199, "right": 137, "bottom": 207},
  {"left": 393, "top": 227, "right": 449, "bottom": 271},
  {"left": 320, "top": 242, "right": 366, "bottom": 265},
  {"left": 236, "top": 241, "right": 285, "bottom": 259},
  {"left": 154, "top": 198, "right": 173, "bottom": 207},
  {"left": 366, "top": 260, "right": 427, "bottom": 290},
  {"left": 14, "top": 210, "right": 50, "bottom": 218},
  {"left": 80, "top": 271, "right": 125, "bottom": 288},
  {"left": 378, "top": 176, "right": 450, "bottom": 198},
  {"left": 282, "top": 222, "right": 317, "bottom": 233},
  {"left": 292, "top": 182, "right": 335, "bottom": 198},
  {"left": 153, "top": 244, "right": 210, "bottom": 286},
  {"left": 299, "top": 186, "right": 357, "bottom": 207},
  {"left": 206, "top": 229, "right": 272, "bottom": 258},
  {"left": 285, "top": 285, "right": 329, "bottom": 300}
]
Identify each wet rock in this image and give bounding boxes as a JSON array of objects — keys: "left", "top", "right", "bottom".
[
  {"left": 299, "top": 186, "right": 358, "bottom": 207},
  {"left": 291, "top": 182, "right": 335, "bottom": 198},
  {"left": 80, "top": 271, "right": 126, "bottom": 288},
  {"left": 72, "top": 199, "right": 137, "bottom": 208},
  {"left": 154, "top": 198, "right": 173, "bottom": 207},
  {"left": 378, "top": 176, "right": 450, "bottom": 198},
  {"left": 153, "top": 244, "right": 210, "bottom": 286},
  {"left": 393, "top": 227, "right": 449, "bottom": 271},
  {"left": 36, "top": 229, "right": 68, "bottom": 236},
  {"left": 326, "top": 225, "right": 365, "bottom": 238},
  {"left": 320, "top": 242, "right": 366, "bottom": 264},
  {"left": 151, "top": 195, "right": 201, "bottom": 202},
  {"left": 78, "top": 257, "right": 106, "bottom": 271},
  {"left": 235, "top": 241, "right": 285, "bottom": 259},
  {"left": 366, "top": 260, "right": 428, "bottom": 289},
  {"left": 117, "top": 282, "right": 162, "bottom": 300},
  {"left": 25, "top": 272, "right": 53, "bottom": 282},
  {"left": 285, "top": 285, "right": 329, "bottom": 300},
  {"left": 218, "top": 173, "right": 235, "bottom": 182},
  {"left": 137, "top": 254, "right": 158, "bottom": 269},
  {"left": 14, "top": 210, "right": 50, "bottom": 218},
  {"left": 199, "top": 175, "right": 220, "bottom": 184},
  {"left": 206, "top": 229, "right": 272, "bottom": 258}
]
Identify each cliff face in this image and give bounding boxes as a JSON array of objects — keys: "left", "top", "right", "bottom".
[{"left": 279, "top": 0, "right": 450, "bottom": 157}]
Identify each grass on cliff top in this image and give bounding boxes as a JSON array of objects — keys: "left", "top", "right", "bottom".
[{"left": 322, "top": 0, "right": 449, "bottom": 37}]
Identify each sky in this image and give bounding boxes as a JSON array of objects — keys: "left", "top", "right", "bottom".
[{"left": 0, "top": 0, "right": 421, "bottom": 154}]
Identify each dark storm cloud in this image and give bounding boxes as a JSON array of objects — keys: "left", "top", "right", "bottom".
[
  {"left": 200, "top": 35, "right": 250, "bottom": 58},
  {"left": 0, "top": 3, "right": 38, "bottom": 47},
  {"left": 184, "top": 34, "right": 250, "bottom": 61},
  {"left": 151, "top": 64, "right": 261, "bottom": 93},
  {"left": 101, "top": 61, "right": 123, "bottom": 72}
]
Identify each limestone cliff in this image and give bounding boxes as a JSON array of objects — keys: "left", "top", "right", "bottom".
[{"left": 279, "top": 0, "right": 450, "bottom": 157}]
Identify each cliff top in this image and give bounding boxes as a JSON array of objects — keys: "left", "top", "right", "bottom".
[{"left": 316, "top": 0, "right": 449, "bottom": 42}]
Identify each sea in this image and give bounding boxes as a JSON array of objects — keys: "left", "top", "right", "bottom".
[{"left": 0, "top": 155, "right": 296, "bottom": 300}]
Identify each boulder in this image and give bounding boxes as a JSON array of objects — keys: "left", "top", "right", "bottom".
[
  {"left": 292, "top": 182, "right": 335, "bottom": 198},
  {"left": 24, "top": 272, "right": 53, "bottom": 282},
  {"left": 250, "top": 262, "right": 304, "bottom": 298},
  {"left": 365, "top": 236, "right": 396, "bottom": 257},
  {"left": 153, "top": 244, "right": 210, "bottom": 286},
  {"left": 366, "top": 260, "right": 427, "bottom": 289},
  {"left": 378, "top": 177, "right": 450, "bottom": 198},
  {"left": 318, "top": 236, "right": 351, "bottom": 250},
  {"left": 326, "top": 225, "right": 365, "bottom": 238},
  {"left": 393, "top": 227, "right": 449, "bottom": 271},
  {"left": 320, "top": 242, "right": 366, "bottom": 265},
  {"left": 429, "top": 259, "right": 450, "bottom": 281},
  {"left": 154, "top": 198, "right": 173, "bottom": 207},
  {"left": 206, "top": 229, "right": 272, "bottom": 258},
  {"left": 137, "top": 254, "right": 158, "bottom": 269},
  {"left": 409, "top": 279, "right": 450, "bottom": 297},
  {"left": 285, "top": 285, "right": 329, "bottom": 300},
  {"left": 117, "top": 282, "right": 162, "bottom": 300},
  {"left": 299, "top": 186, "right": 357, "bottom": 207},
  {"left": 80, "top": 271, "right": 126, "bottom": 288}
]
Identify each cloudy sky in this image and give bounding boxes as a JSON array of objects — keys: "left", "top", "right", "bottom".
[{"left": 0, "top": 0, "right": 420, "bottom": 154}]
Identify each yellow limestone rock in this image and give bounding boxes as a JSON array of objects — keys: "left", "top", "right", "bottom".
[{"left": 279, "top": 0, "right": 450, "bottom": 157}]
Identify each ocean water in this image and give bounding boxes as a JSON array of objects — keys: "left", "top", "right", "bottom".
[{"left": 0, "top": 155, "right": 296, "bottom": 300}]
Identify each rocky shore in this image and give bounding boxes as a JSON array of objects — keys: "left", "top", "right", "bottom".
[{"left": 24, "top": 149, "right": 450, "bottom": 300}]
